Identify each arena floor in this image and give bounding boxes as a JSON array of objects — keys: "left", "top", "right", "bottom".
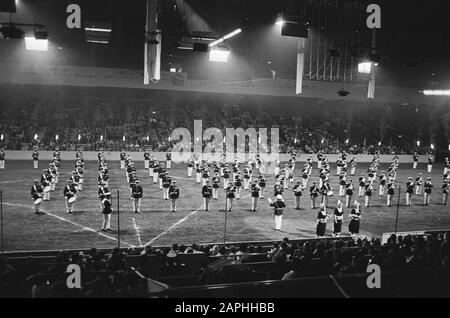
[{"left": 0, "top": 160, "right": 448, "bottom": 252}]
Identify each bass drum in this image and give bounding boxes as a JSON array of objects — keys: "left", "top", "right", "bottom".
[
  {"left": 68, "top": 196, "right": 77, "bottom": 204},
  {"left": 34, "top": 198, "right": 43, "bottom": 205},
  {"left": 327, "top": 191, "right": 334, "bottom": 197}
]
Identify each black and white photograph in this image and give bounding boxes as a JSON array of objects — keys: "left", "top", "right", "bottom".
[{"left": 0, "top": 0, "right": 450, "bottom": 303}]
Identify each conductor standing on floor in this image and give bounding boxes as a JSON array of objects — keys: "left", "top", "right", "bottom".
[
  {"left": 131, "top": 179, "right": 143, "bottom": 213},
  {"left": 269, "top": 195, "right": 286, "bottom": 231}
]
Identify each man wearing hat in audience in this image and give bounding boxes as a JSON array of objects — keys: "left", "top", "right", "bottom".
[
  {"left": 131, "top": 179, "right": 143, "bottom": 213},
  {"left": 269, "top": 195, "right": 286, "bottom": 231}
]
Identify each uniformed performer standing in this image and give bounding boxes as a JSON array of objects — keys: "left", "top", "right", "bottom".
[
  {"left": 195, "top": 162, "right": 202, "bottom": 184},
  {"left": 131, "top": 179, "right": 143, "bottom": 213},
  {"left": 225, "top": 182, "right": 236, "bottom": 212},
  {"left": 379, "top": 171, "right": 387, "bottom": 196},
  {"left": 98, "top": 182, "right": 111, "bottom": 210},
  {"left": 202, "top": 180, "right": 213, "bottom": 211},
  {"left": 310, "top": 181, "right": 320, "bottom": 209},
  {"left": 339, "top": 172, "right": 347, "bottom": 197},
  {"left": 316, "top": 203, "right": 328, "bottom": 238},
  {"left": 187, "top": 158, "right": 194, "bottom": 177},
  {"left": 31, "top": 180, "right": 43, "bottom": 214},
  {"left": 143, "top": 150, "right": 150, "bottom": 169},
  {"left": 234, "top": 173, "right": 242, "bottom": 199},
  {"left": 349, "top": 157, "right": 357, "bottom": 176},
  {"left": 405, "top": 177, "right": 415, "bottom": 206},
  {"left": 293, "top": 181, "right": 302, "bottom": 210},
  {"left": 0, "top": 148, "right": 5, "bottom": 169},
  {"left": 333, "top": 200, "right": 344, "bottom": 237},
  {"left": 413, "top": 152, "right": 419, "bottom": 169},
  {"left": 101, "top": 198, "right": 113, "bottom": 232},
  {"left": 32, "top": 148, "right": 39, "bottom": 169},
  {"left": 222, "top": 166, "right": 230, "bottom": 189},
  {"left": 358, "top": 173, "right": 366, "bottom": 197},
  {"left": 427, "top": 155, "right": 434, "bottom": 173},
  {"left": 345, "top": 180, "right": 354, "bottom": 208},
  {"left": 120, "top": 150, "right": 126, "bottom": 170},
  {"left": 41, "top": 169, "right": 52, "bottom": 201},
  {"left": 162, "top": 174, "right": 172, "bottom": 200},
  {"left": 63, "top": 180, "right": 77, "bottom": 214},
  {"left": 442, "top": 179, "right": 449, "bottom": 205},
  {"left": 258, "top": 175, "right": 266, "bottom": 199},
  {"left": 321, "top": 181, "right": 332, "bottom": 208},
  {"left": 415, "top": 173, "right": 424, "bottom": 195},
  {"left": 250, "top": 181, "right": 260, "bottom": 212},
  {"left": 364, "top": 182, "right": 373, "bottom": 207},
  {"left": 269, "top": 195, "right": 286, "bottom": 231},
  {"left": 444, "top": 157, "right": 450, "bottom": 176},
  {"left": 169, "top": 181, "right": 180, "bottom": 212},
  {"left": 349, "top": 202, "right": 362, "bottom": 237},
  {"left": 424, "top": 177, "right": 433, "bottom": 206},
  {"left": 387, "top": 179, "right": 395, "bottom": 207},
  {"left": 211, "top": 173, "right": 221, "bottom": 200},
  {"left": 166, "top": 151, "right": 172, "bottom": 169},
  {"left": 152, "top": 161, "right": 159, "bottom": 183}
]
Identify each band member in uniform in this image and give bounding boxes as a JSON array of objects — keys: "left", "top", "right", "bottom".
[
  {"left": 387, "top": 179, "right": 395, "bottom": 207},
  {"left": 345, "top": 180, "right": 354, "bottom": 208},
  {"left": 339, "top": 172, "right": 347, "bottom": 197},
  {"left": 243, "top": 165, "right": 251, "bottom": 190},
  {"left": 63, "top": 180, "right": 77, "bottom": 214},
  {"left": 32, "top": 148, "right": 39, "bottom": 169},
  {"left": 162, "top": 174, "right": 172, "bottom": 200},
  {"left": 131, "top": 179, "right": 143, "bottom": 213},
  {"left": 379, "top": 171, "right": 387, "bottom": 196},
  {"left": 250, "top": 181, "right": 260, "bottom": 212},
  {"left": 169, "top": 181, "right": 180, "bottom": 212},
  {"left": 152, "top": 160, "right": 159, "bottom": 183},
  {"left": 258, "top": 175, "right": 266, "bottom": 199},
  {"left": 293, "top": 181, "right": 302, "bottom": 210},
  {"left": 321, "top": 180, "right": 332, "bottom": 208},
  {"left": 101, "top": 198, "right": 113, "bottom": 232},
  {"left": 222, "top": 166, "right": 230, "bottom": 189},
  {"left": 424, "top": 177, "right": 433, "bottom": 206},
  {"left": 413, "top": 152, "right": 419, "bottom": 169},
  {"left": 236, "top": 170, "right": 243, "bottom": 200},
  {"left": 195, "top": 162, "right": 202, "bottom": 184},
  {"left": 120, "top": 150, "right": 126, "bottom": 170},
  {"left": 41, "top": 169, "right": 52, "bottom": 201},
  {"left": 317, "top": 152, "right": 323, "bottom": 169},
  {"left": 364, "top": 182, "right": 373, "bottom": 207},
  {"left": 310, "top": 181, "right": 320, "bottom": 209},
  {"left": 415, "top": 173, "right": 424, "bottom": 195},
  {"left": 316, "top": 203, "right": 328, "bottom": 238},
  {"left": 142, "top": 150, "right": 149, "bottom": 169},
  {"left": 350, "top": 157, "right": 357, "bottom": 176},
  {"left": 333, "top": 200, "right": 344, "bottom": 237},
  {"left": 442, "top": 179, "right": 449, "bottom": 205},
  {"left": 201, "top": 166, "right": 210, "bottom": 186},
  {"left": 0, "top": 148, "right": 5, "bottom": 169},
  {"left": 273, "top": 158, "right": 280, "bottom": 177},
  {"left": 301, "top": 167, "right": 309, "bottom": 189},
  {"left": 187, "top": 158, "right": 194, "bottom": 177},
  {"left": 444, "top": 157, "right": 450, "bottom": 176},
  {"left": 31, "top": 180, "right": 43, "bottom": 214},
  {"left": 427, "top": 155, "right": 434, "bottom": 173},
  {"left": 225, "top": 182, "right": 236, "bottom": 212},
  {"left": 349, "top": 201, "right": 362, "bottom": 237},
  {"left": 406, "top": 177, "right": 415, "bottom": 206},
  {"left": 158, "top": 165, "right": 166, "bottom": 190},
  {"left": 202, "top": 180, "right": 213, "bottom": 211},
  {"left": 166, "top": 151, "right": 172, "bottom": 169},
  {"left": 212, "top": 172, "right": 221, "bottom": 200},
  {"left": 98, "top": 182, "right": 111, "bottom": 210},
  {"left": 269, "top": 195, "right": 285, "bottom": 231},
  {"left": 358, "top": 173, "right": 366, "bottom": 197}
]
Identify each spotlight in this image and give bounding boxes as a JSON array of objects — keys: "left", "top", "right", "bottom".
[
  {"left": 417, "top": 140, "right": 420, "bottom": 147},
  {"left": 337, "top": 90, "right": 350, "bottom": 97},
  {"left": 358, "top": 62, "right": 372, "bottom": 74},
  {"left": 430, "top": 144, "right": 435, "bottom": 150},
  {"left": 209, "top": 46, "right": 230, "bottom": 63},
  {"left": 209, "top": 28, "right": 242, "bottom": 47},
  {"left": 25, "top": 36, "right": 48, "bottom": 51},
  {"left": 423, "top": 90, "right": 450, "bottom": 96},
  {"left": 0, "top": 25, "right": 24, "bottom": 39}
]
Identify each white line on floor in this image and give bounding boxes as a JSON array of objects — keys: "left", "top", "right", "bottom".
[{"left": 132, "top": 216, "right": 143, "bottom": 247}]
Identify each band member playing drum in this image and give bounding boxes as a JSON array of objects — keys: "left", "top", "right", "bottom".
[
  {"left": 0, "top": 148, "right": 5, "bottom": 169},
  {"left": 310, "top": 181, "right": 320, "bottom": 209},
  {"left": 413, "top": 152, "right": 419, "bottom": 169},
  {"left": 345, "top": 180, "right": 354, "bottom": 208},
  {"left": 387, "top": 179, "right": 395, "bottom": 207},
  {"left": 333, "top": 200, "right": 344, "bottom": 237},
  {"left": 316, "top": 203, "right": 328, "bottom": 238},
  {"left": 406, "top": 177, "right": 415, "bottom": 206},
  {"left": 251, "top": 181, "right": 260, "bottom": 212},
  {"left": 131, "top": 179, "right": 143, "bottom": 213},
  {"left": 364, "top": 182, "right": 373, "bottom": 207},
  {"left": 202, "top": 180, "right": 213, "bottom": 211},
  {"left": 269, "top": 195, "right": 285, "bottom": 231},
  {"left": 443, "top": 179, "right": 449, "bottom": 205},
  {"left": 32, "top": 148, "right": 39, "bottom": 169},
  {"left": 31, "top": 180, "right": 43, "bottom": 214},
  {"left": 169, "top": 181, "right": 180, "bottom": 212},
  {"left": 120, "top": 150, "right": 126, "bottom": 170},
  {"left": 101, "top": 198, "right": 113, "bottom": 232},
  {"left": 424, "top": 177, "right": 433, "bottom": 206},
  {"left": 427, "top": 155, "right": 434, "bottom": 173},
  {"left": 321, "top": 181, "right": 332, "bottom": 208},
  {"left": 349, "top": 201, "right": 362, "bottom": 237},
  {"left": 98, "top": 182, "right": 111, "bottom": 209},
  {"left": 415, "top": 173, "right": 424, "bottom": 195},
  {"left": 63, "top": 180, "right": 77, "bottom": 214}
]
